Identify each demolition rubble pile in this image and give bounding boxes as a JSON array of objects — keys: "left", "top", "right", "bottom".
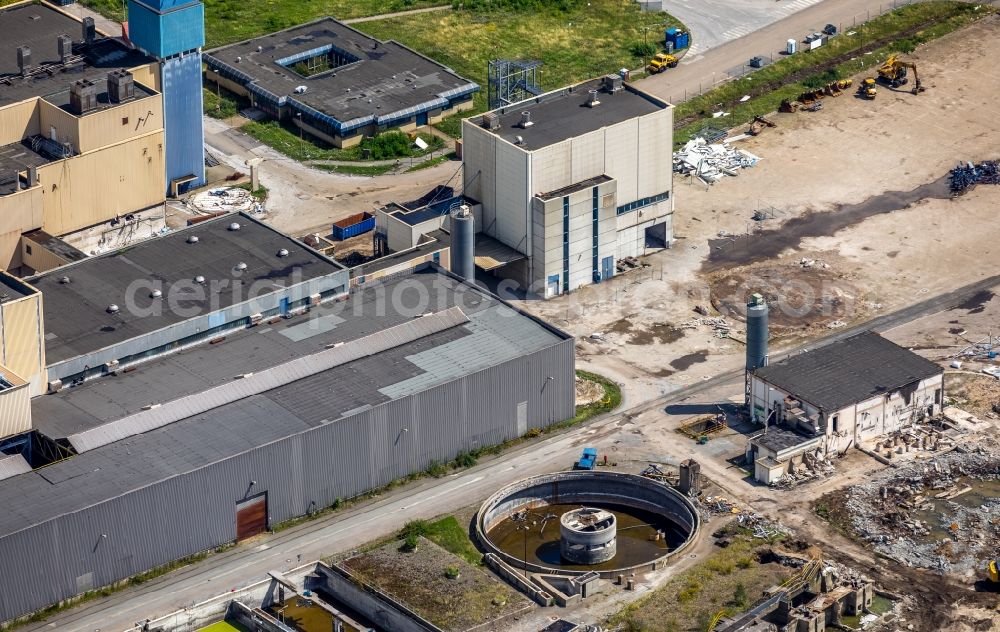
[
  {"left": 771, "top": 449, "right": 836, "bottom": 488},
  {"left": 949, "top": 160, "right": 1000, "bottom": 196},
  {"left": 846, "top": 437, "right": 1000, "bottom": 574},
  {"left": 673, "top": 137, "right": 761, "bottom": 184}
]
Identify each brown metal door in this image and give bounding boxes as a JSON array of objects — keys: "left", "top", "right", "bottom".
[{"left": 236, "top": 494, "right": 267, "bottom": 540}]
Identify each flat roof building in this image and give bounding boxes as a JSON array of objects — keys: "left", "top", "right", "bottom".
[
  {"left": 748, "top": 331, "right": 944, "bottom": 484},
  {"left": 462, "top": 75, "right": 674, "bottom": 298},
  {"left": 0, "top": 2, "right": 167, "bottom": 273},
  {"left": 204, "top": 17, "right": 479, "bottom": 147},
  {"left": 0, "top": 266, "right": 574, "bottom": 621},
  {"left": 26, "top": 212, "right": 349, "bottom": 384}
]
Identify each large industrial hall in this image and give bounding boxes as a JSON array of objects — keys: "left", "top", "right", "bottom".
[{"left": 0, "top": 211, "right": 574, "bottom": 621}]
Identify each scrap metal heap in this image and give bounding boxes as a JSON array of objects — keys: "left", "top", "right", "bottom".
[
  {"left": 673, "top": 137, "right": 761, "bottom": 185},
  {"left": 950, "top": 160, "right": 1000, "bottom": 196}
]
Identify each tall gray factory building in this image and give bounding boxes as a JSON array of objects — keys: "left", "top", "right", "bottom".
[
  {"left": 462, "top": 75, "right": 673, "bottom": 298},
  {"left": 0, "top": 214, "right": 575, "bottom": 621}
]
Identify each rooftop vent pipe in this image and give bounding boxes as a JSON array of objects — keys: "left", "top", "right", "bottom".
[
  {"left": 586, "top": 89, "right": 601, "bottom": 108},
  {"left": 518, "top": 111, "right": 533, "bottom": 128},
  {"left": 82, "top": 17, "right": 95, "bottom": 47},
  {"left": 228, "top": 222, "right": 241, "bottom": 231},
  {"left": 57, "top": 35, "right": 73, "bottom": 64},
  {"left": 186, "top": 235, "right": 199, "bottom": 244},
  {"left": 16, "top": 46, "right": 30, "bottom": 77},
  {"left": 107, "top": 304, "right": 119, "bottom": 314}
]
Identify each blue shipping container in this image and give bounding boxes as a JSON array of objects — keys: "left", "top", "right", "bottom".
[{"left": 332, "top": 212, "right": 375, "bottom": 240}]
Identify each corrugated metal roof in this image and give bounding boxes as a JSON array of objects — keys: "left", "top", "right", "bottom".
[
  {"left": 753, "top": 331, "right": 943, "bottom": 411},
  {"left": 67, "top": 307, "right": 468, "bottom": 452},
  {"left": 0, "top": 270, "right": 570, "bottom": 536}
]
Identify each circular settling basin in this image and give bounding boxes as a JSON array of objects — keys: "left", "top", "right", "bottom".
[{"left": 476, "top": 472, "right": 699, "bottom": 577}]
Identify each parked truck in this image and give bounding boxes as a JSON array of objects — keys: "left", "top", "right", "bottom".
[{"left": 574, "top": 448, "right": 598, "bottom": 470}]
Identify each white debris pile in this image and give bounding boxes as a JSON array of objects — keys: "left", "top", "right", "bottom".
[{"left": 673, "top": 137, "right": 761, "bottom": 184}]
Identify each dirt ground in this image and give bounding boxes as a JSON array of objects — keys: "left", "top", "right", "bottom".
[{"left": 516, "top": 14, "right": 1000, "bottom": 409}]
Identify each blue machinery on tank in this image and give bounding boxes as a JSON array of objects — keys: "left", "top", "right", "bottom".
[
  {"left": 127, "top": 0, "right": 206, "bottom": 194},
  {"left": 745, "top": 293, "right": 769, "bottom": 413}
]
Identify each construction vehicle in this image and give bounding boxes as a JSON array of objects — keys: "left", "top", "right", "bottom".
[
  {"left": 877, "top": 55, "right": 925, "bottom": 94},
  {"left": 858, "top": 77, "right": 877, "bottom": 99},
  {"left": 574, "top": 447, "right": 598, "bottom": 470},
  {"left": 646, "top": 52, "right": 679, "bottom": 74},
  {"left": 989, "top": 559, "right": 999, "bottom": 584}
]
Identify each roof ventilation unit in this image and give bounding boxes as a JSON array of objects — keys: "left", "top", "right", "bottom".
[
  {"left": 70, "top": 79, "right": 98, "bottom": 114},
  {"left": 149, "top": 289, "right": 162, "bottom": 299},
  {"left": 518, "top": 111, "right": 533, "bottom": 128},
  {"left": 481, "top": 112, "right": 500, "bottom": 130},
  {"left": 234, "top": 262, "right": 247, "bottom": 271},
  {"left": 194, "top": 275, "right": 206, "bottom": 284},
  {"left": 106, "top": 304, "right": 119, "bottom": 314},
  {"left": 514, "top": 135, "right": 524, "bottom": 145},
  {"left": 82, "top": 17, "right": 95, "bottom": 46},
  {"left": 603, "top": 73, "right": 623, "bottom": 93},
  {"left": 58, "top": 35, "right": 73, "bottom": 64},
  {"left": 186, "top": 235, "right": 199, "bottom": 244},
  {"left": 586, "top": 89, "right": 601, "bottom": 108},
  {"left": 228, "top": 222, "right": 241, "bottom": 231},
  {"left": 58, "top": 275, "right": 71, "bottom": 284},
  {"left": 107, "top": 70, "right": 135, "bottom": 104},
  {"left": 277, "top": 248, "right": 289, "bottom": 257},
  {"left": 16, "top": 46, "right": 30, "bottom": 77}
]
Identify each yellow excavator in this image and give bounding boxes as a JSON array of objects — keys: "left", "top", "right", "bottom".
[
  {"left": 877, "top": 55, "right": 926, "bottom": 94},
  {"left": 989, "top": 559, "right": 999, "bottom": 585}
]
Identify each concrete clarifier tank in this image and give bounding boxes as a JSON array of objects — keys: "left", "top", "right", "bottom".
[
  {"left": 746, "top": 293, "right": 768, "bottom": 372},
  {"left": 560, "top": 508, "right": 617, "bottom": 564},
  {"left": 449, "top": 204, "right": 475, "bottom": 282}
]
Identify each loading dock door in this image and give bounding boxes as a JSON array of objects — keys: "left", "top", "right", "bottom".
[
  {"left": 236, "top": 493, "right": 267, "bottom": 540},
  {"left": 644, "top": 222, "right": 668, "bottom": 249}
]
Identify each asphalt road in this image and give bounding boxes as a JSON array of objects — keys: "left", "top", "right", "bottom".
[
  {"left": 639, "top": 0, "right": 933, "bottom": 104},
  {"left": 29, "top": 267, "right": 1000, "bottom": 632}
]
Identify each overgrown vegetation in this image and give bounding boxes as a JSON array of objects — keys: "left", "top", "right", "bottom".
[
  {"left": 242, "top": 121, "right": 442, "bottom": 163},
  {"left": 405, "top": 151, "right": 458, "bottom": 172},
  {"left": 399, "top": 516, "right": 483, "bottom": 565},
  {"left": 610, "top": 531, "right": 795, "bottom": 632},
  {"left": 202, "top": 87, "right": 242, "bottom": 119},
  {"left": 80, "top": 0, "right": 449, "bottom": 47},
  {"left": 673, "top": 1, "right": 992, "bottom": 145},
  {"left": 358, "top": 0, "right": 684, "bottom": 113}
]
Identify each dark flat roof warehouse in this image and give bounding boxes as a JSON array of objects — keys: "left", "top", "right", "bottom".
[
  {"left": 8, "top": 270, "right": 569, "bottom": 534},
  {"left": 0, "top": 3, "right": 155, "bottom": 107},
  {"left": 0, "top": 142, "right": 50, "bottom": 195},
  {"left": 29, "top": 213, "right": 344, "bottom": 365},
  {"left": 204, "top": 18, "right": 478, "bottom": 129},
  {"left": 753, "top": 331, "right": 943, "bottom": 412},
  {"left": 481, "top": 78, "right": 667, "bottom": 151}
]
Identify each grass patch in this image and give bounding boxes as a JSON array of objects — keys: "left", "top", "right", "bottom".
[
  {"left": 609, "top": 533, "right": 796, "bottom": 632},
  {"left": 356, "top": 0, "right": 683, "bottom": 112},
  {"left": 242, "top": 121, "right": 442, "bottom": 164},
  {"left": 80, "top": 0, "right": 450, "bottom": 47},
  {"left": 400, "top": 516, "right": 483, "bottom": 565},
  {"left": 202, "top": 87, "right": 242, "bottom": 119},
  {"left": 405, "top": 151, "right": 457, "bottom": 172},
  {"left": 673, "top": 1, "right": 991, "bottom": 145},
  {"left": 314, "top": 163, "right": 399, "bottom": 176},
  {"left": 236, "top": 182, "right": 268, "bottom": 202},
  {"left": 433, "top": 114, "right": 465, "bottom": 139}
]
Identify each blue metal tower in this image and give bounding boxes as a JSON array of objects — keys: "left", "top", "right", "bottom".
[{"left": 127, "top": 0, "right": 205, "bottom": 194}]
